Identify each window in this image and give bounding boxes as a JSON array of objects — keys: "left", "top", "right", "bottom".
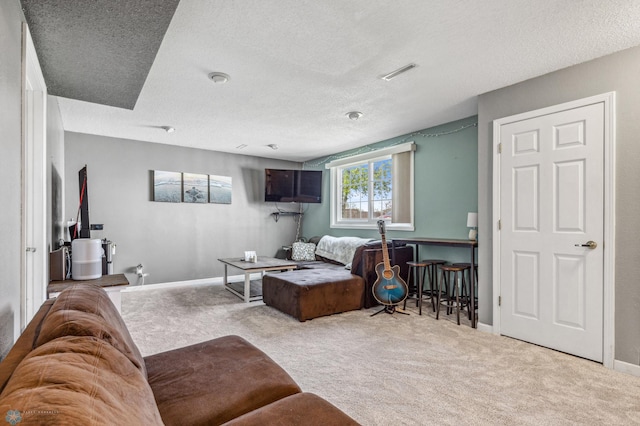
[{"left": 327, "top": 142, "right": 415, "bottom": 231}]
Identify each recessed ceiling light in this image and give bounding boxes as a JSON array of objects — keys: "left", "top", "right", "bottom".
[
  {"left": 208, "top": 72, "right": 230, "bottom": 84},
  {"left": 346, "top": 111, "right": 363, "bottom": 121},
  {"left": 161, "top": 126, "right": 175, "bottom": 133},
  {"left": 267, "top": 144, "right": 279, "bottom": 150},
  {"left": 380, "top": 63, "right": 417, "bottom": 81}
]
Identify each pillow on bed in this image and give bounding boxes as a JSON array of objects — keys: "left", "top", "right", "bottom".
[{"left": 292, "top": 242, "right": 316, "bottom": 261}]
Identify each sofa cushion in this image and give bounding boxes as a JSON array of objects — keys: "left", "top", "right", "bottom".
[
  {"left": 145, "top": 335, "right": 301, "bottom": 426},
  {"left": 0, "top": 336, "right": 164, "bottom": 425},
  {"left": 34, "top": 283, "right": 147, "bottom": 378},
  {"left": 222, "top": 392, "right": 360, "bottom": 425}
]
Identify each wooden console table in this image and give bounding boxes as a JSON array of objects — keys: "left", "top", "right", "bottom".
[
  {"left": 47, "top": 274, "right": 130, "bottom": 313},
  {"left": 391, "top": 238, "right": 478, "bottom": 328}
]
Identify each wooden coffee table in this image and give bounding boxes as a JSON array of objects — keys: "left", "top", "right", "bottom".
[{"left": 218, "top": 256, "right": 298, "bottom": 303}]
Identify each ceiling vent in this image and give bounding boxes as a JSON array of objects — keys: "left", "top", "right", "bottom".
[{"left": 380, "top": 63, "right": 417, "bottom": 81}]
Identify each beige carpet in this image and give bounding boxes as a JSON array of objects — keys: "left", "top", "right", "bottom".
[{"left": 121, "top": 283, "right": 640, "bottom": 425}]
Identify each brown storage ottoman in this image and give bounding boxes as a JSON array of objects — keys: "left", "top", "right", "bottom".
[{"left": 262, "top": 269, "right": 364, "bottom": 321}]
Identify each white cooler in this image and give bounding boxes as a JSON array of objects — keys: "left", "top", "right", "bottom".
[{"left": 72, "top": 238, "right": 103, "bottom": 280}]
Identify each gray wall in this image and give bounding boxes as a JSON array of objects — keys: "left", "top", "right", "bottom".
[
  {"left": 478, "top": 45, "right": 640, "bottom": 364},
  {"left": 302, "top": 115, "right": 478, "bottom": 264},
  {"left": 64, "top": 133, "right": 300, "bottom": 284},
  {"left": 0, "top": 0, "right": 25, "bottom": 358}
]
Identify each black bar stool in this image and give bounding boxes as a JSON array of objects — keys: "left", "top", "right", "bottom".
[
  {"left": 403, "top": 261, "right": 428, "bottom": 315},
  {"left": 420, "top": 259, "right": 446, "bottom": 312},
  {"left": 452, "top": 262, "right": 478, "bottom": 321},
  {"left": 436, "top": 264, "right": 470, "bottom": 325}
]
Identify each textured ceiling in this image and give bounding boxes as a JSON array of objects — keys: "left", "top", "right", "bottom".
[
  {"left": 21, "top": 0, "right": 640, "bottom": 162},
  {"left": 21, "top": 0, "right": 180, "bottom": 109}
]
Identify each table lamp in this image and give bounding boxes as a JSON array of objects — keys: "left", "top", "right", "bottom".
[{"left": 467, "top": 212, "right": 478, "bottom": 240}]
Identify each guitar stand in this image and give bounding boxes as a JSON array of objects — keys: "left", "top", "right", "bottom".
[{"left": 370, "top": 304, "right": 410, "bottom": 317}]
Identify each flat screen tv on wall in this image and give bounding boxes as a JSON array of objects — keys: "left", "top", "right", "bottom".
[{"left": 264, "top": 169, "right": 322, "bottom": 203}]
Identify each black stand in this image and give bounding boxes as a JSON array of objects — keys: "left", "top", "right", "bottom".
[{"left": 370, "top": 304, "right": 410, "bottom": 317}]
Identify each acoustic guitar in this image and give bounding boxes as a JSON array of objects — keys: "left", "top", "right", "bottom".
[{"left": 371, "top": 220, "right": 408, "bottom": 307}]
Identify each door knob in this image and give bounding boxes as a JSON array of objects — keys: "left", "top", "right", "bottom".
[{"left": 575, "top": 241, "right": 597, "bottom": 249}]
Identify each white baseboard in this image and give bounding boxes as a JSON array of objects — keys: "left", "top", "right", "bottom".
[
  {"left": 476, "top": 322, "right": 493, "bottom": 334},
  {"left": 475, "top": 323, "right": 640, "bottom": 377},
  {"left": 122, "top": 274, "right": 258, "bottom": 292},
  {"left": 613, "top": 359, "right": 640, "bottom": 377}
]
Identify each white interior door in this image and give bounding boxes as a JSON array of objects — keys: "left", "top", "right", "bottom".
[
  {"left": 21, "top": 23, "right": 47, "bottom": 330},
  {"left": 493, "top": 95, "right": 614, "bottom": 363}
]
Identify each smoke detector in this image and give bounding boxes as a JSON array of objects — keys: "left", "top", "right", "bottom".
[
  {"left": 208, "top": 72, "right": 230, "bottom": 84},
  {"left": 346, "top": 111, "right": 363, "bottom": 121}
]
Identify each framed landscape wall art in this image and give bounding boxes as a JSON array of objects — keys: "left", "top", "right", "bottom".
[
  {"left": 209, "top": 175, "right": 232, "bottom": 204},
  {"left": 152, "top": 170, "right": 232, "bottom": 204},
  {"left": 183, "top": 173, "right": 209, "bottom": 203},
  {"left": 153, "top": 170, "right": 182, "bottom": 202}
]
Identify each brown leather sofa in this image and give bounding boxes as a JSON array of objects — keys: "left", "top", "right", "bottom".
[
  {"left": 263, "top": 238, "right": 413, "bottom": 321},
  {"left": 0, "top": 284, "right": 359, "bottom": 425},
  {"left": 287, "top": 237, "right": 413, "bottom": 309}
]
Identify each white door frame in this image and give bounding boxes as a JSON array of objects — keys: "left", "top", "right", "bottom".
[
  {"left": 21, "top": 23, "right": 47, "bottom": 330},
  {"left": 492, "top": 92, "right": 616, "bottom": 368}
]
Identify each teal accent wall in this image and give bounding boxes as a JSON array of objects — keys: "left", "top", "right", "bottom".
[{"left": 301, "top": 115, "right": 478, "bottom": 263}]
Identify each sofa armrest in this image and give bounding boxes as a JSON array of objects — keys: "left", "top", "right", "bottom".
[{"left": 0, "top": 298, "right": 55, "bottom": 394}]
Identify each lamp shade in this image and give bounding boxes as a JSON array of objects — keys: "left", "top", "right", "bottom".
[{"left": 467, "top": 212, "right": 478, "bottom": 228}]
